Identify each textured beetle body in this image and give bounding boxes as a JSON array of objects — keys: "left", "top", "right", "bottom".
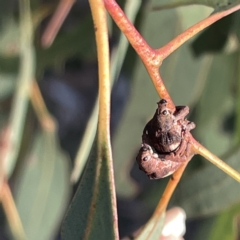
[
  {"left": 143, "top": 120, "right": 182, "bottom": 153},
  {"left": 142, "top": 99, "right": 192, "bottom": 153},
  {"left": 136, "top": 143, "right": 182, "bottom": 179},
  {"left": 137, "top": 99, "right": 195, "bottom": 179}
]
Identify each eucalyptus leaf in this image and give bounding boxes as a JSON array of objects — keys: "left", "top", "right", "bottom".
[
  {"left": 0, "top": 73, "right": 16, "bottom": 99},
  {"left": 61, "top": 141, "right": 118, "bottom": 240},
  {"left": 194, "top": 52, "right": 237, "bottom": 155},
  {"left": 184, "top": 202, "right": 240, "bottom": 240},
  {"left": 135, "top": 212, "right": 165, "bottom": 240},
  {"left": 0, "top": 20, "right": 20, "bottom": 57},
  {"left": 207, "top": 202, "right": 240, "bottom": 240},
  {"left": 0, "top": 56, "right": 19, "bottom": 73},
  {"left": 15, "top": 131, "right": 71, "bottom": 240},
  {"left": 232, "top": 10, "right": 240, "bottom": 39}
]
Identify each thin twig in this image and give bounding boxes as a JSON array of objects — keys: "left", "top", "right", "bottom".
[
  {"left": 1, "top": 181, "right": 26, "bottom": 240},
  {"left": 104, "top": 0, "right": 157, "bottom": 63},
  {"left": 0, "top": 127, "right": 10, "bottom": 197},
  {"left": 137, "top": 163, "right": 188, "bottom": 238},
  {"left": 30, "top": 81, "right": 56, "bottom": 133},
  {"left": 41, "top": 0, "right": 75, "bottom": 47},
  {"left": 157, "top": 4, "right": 240, "bottom": 59},
  {"left": 191, "top": 136, "right": 240, "bottom": 182}
]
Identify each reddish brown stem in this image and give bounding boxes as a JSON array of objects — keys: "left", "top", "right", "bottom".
[
  {"left": 148, "top": 70, "right": 175, "bottom": 111},
  {"left": 41, "top": 0, "right": 75, "bottom": 47},
  {"left": 0, "top": 127, "right": 10, "bottom": 195},
  {"left": 138, "top": 162, "right": 188, "bottom": 237},
  {"left": 104, "top": 0, "right": 157, "bottom": 63},
  {"left": 156, "top": 163, "right": 187, "bottom": 212},
  {"left": 157, "top": 4, "right": 240, "bottom": 59},
  {"left": 30, "top": 81, "right": 56, "bottom": 132},
  {"left": 1, "top": 181, "right": 26, "bottom": 239},
  {"left": 104, "top": 0, "right": 175, "bottom": 109}
]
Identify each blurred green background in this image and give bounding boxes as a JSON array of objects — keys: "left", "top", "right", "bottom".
[{"left": 1, "top": 0, "right": 240, "bottom": 239}]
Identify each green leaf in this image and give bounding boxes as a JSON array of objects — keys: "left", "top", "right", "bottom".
[
  {"left": 170, "top": 147, "right": 240, "bottom": 218},
  {"left": 194, "top": 52, "right": 237, "bottom": 155},
  {"left": 0, "top": 56, "right": 19, "bottom": 73},
  {"left": 61, "top": 140, "right": 118, "bottom": 240},
  {"left": 0, "top": 20, "right": 20, "bottom": 57},
  {"left": 161, "top": 6, "right": 214, "bottom": 105},
  {"left": 5, "top": 0, "right": 35, "bottom": 178},
  {"left": 207, "top": 202, "right": 240, "bottom": 240},
  {"left": 15, "top": 131, "right": 71, "bottom": 240},
  {"left": 135, "top": 212, "right": 165, "bottom": 240},
  {"left": 232, "top": 11, "right": 240, "bottom": 39},
  {"left": 0, "top": 73, "right": 16, "bottom": 100},
  {"left": 186, "top": 202, "right": 240, "bottom": 240}
]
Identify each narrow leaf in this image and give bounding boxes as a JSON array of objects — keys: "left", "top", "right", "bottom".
[
  {"left": 61, "top": 142, "right": 118, "bottom": 240},
  {"left": 208, "top": 202, "right": 240, "bottom": 240},
  {"left": 135, "top": 212, "right": 165, "bottom": 240},
  {"left": 15, "top": 131, "right": 71, "bottom": 240}
]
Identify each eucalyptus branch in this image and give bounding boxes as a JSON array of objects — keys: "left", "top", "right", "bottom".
[
  {"left": 104, "top": 1, "right": 240, "bottom": 110},
  {"left": 104, "top": 0, "right": 175, "bottom": 109}
]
